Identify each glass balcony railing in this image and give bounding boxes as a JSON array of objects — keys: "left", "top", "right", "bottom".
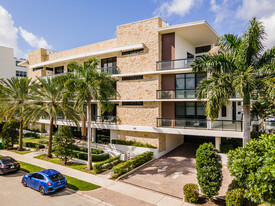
[
  {"left": 157, "top": 118, "right": 243, "bottom": 132},
  {"left": 97, "top": 66, "right": 119, "bottom": 74},
  {"left": 156, "top": 58, "right": 194, "bottom": 71},
  {"left": 156, "top": 89, "right": 196, "bottom": 99},
  {"left": 92, "top": 115, "right": 117, "bottom": 124}
]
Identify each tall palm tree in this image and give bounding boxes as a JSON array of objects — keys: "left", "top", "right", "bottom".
[
  {"left": 191, "top": 17, "right": 275, "bottom": 145},
  {"left": 27, "top": 77, "right": 80, "bottom": 157},
  {"left": 66, "top": 58, "right": 116, "bottom": 170},
  {"left": 0, "top": 77, "right": 32, "bottom": 150}
]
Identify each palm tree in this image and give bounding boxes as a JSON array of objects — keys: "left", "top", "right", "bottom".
[
  {"left": 191, "top": 17, "right": 275, "bottom": 145},
  {"left": 0, "top": 77, "right": 32, "bottom": 150},
  {"left": 66, "top": 58, "right": 116, "bottom": 170},
  {"left": 27, "top": 77, "right": 80, "bottom": 157}
]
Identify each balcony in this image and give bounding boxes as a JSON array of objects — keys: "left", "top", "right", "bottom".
[
  {"left": 92, "top": 116, "right": 117, "bottom": 124},
  {"left": 156, "top": 89, "right": 196, "bottom": 99},
  {"left": 156, "top": 58, "right": 194, "bottom": 71},
  {"left": 157, "top": 118, "right": 243, "bottom": 132},
  {"left": 97, "top": 66, "right": 119, "bottom": 74}
]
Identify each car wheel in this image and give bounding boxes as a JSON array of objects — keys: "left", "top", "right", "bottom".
[
  {"left": 22, "top": 179, "right": 27, "bottom": 187},
  {"left": 39, "top": 186, "right": 45, "bottom": 195}
]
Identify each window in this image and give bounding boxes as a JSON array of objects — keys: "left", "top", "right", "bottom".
[
  {"left": 122, "top": 102, "right": 143, "bottom": 106},
  {"left": 175, "top": 102, "right": 206, "bottom": 119},
  {"left": 222, "top": 106, "right": 227, "bottom": 117},
  {"left": 101, "top": 57, "right": 117, "bottom": 68},
  {"left": 122, "top": 49, "right": 144, "bottom": 56},
  {"left": 46, "top": 67, "right": 53, "bottom": 71},
  {"left": 175, "top": 73, "right": 206, "bottom": 90},
  {"left": 16, "top": 71, "right": 27, "bottom": 77},
  {"left": 187, "top": 52, "right": 194, "bottom": 58},
  {"left": 54, "top": 66, "right": 64, "bottom": 74},
  {"left": 36, "top": 174, "right": 44, "bottom": 180},
  {"left": 33, "top": 67, "right": 43, "bottom": 71},
  {"left": 15, "top": 60, "right": 21, "bottom": 66},
  {"left": 195, "top": 45, "right": 211, "bottom": 54},
  {"left": 122, "top": 75, "right": 143, "bottom": 81},
  {"left": 48, "top": 173, "right": 64, "bottom": 182}
]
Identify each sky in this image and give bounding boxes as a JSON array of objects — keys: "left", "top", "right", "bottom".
[{"left": 0, "top": 0, "right": 275, "bottom": 59}]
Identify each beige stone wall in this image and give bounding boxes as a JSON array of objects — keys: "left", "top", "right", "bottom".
[
  {"left": 116, "top": 18, "right": 161, "bottom": 74},
  {"left": 117, "top": 130, "right": 165, "bottom": 151},
  {"left": 116, "top": 74, "right": 160, "bottom": 100},
  {"left": 117, "top": 102, "right": 159, "bottom": 127}
]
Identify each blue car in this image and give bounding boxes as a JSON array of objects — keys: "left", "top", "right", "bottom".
[{"left": 21, "top": 169, "right": 67, "bottom": 194}]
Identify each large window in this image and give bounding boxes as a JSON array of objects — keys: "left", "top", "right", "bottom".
[
  {"left": 122, "top": 75, "right": 143, "bottom": 81},
  {"left": 122, "top": 49, "right": 143, "bottom": 56},
  {"left": 175, "top": 73, "right": 206, "bottom": 90},
  {"left": 16, "top": 71, "right": 27, "bottom": 77},
  {"left": 54, "top": 66, "right": 64, "bottom": 74},
  {"left": 101, "top": 57, "right": 117, "bottom": 68},
  {"left": 175, "top": 102, "right": 206, "bottom": 119},
  {"left": 195, "top": 45, "right": 211, "bottom": 54}
]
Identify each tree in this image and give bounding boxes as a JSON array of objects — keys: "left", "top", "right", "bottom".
[
  {"left": 1, "top": 120, "right": 19, "bottom": 149},
  {"left": 27, "top": 77, "right": 79, "bottom": 157},
  {"left": 0, "top": 77, "right": 32, "bottom": 150},
  {"left": 53, "top": 126, "right": 75, "bottom": 165},
  {"left": 227, "top": 134, "right": 275, "bottom": 204},
  {"left": 66, "top": 58, "right": 116, "bottom": 170},
  {"left": 192, "top": 17, "right": 275, "bottom": 145},
  {"left": 196, "top": 143, "right": 222, "bottom": 200}
]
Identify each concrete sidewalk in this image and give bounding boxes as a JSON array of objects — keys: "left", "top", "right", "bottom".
[{"left": 0, "top": 150, "right": 191, "bottom": 206}]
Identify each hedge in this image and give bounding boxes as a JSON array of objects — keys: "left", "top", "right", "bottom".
[
  {"left": 112, "top": 151, "right": 153, "bottom": 178},
  {"left": 72, "top": 150, "right": 109, "bottom": 162},
  {"left": 111, "top": 139, "right": 157, "bottom": 149},
  {"left": 23, "top": 142, "right": 45, "bottom": 149},
  {"left": 226, "top": 188, "right": 245, "bottom": 206},
  {"left": 24, "top": 132, "right": 39, "bottom": 138},
  {"left": 183, "top": 183, "right": 199, "bottom": 203},
  {"left": 94, "top": 155, "right": 121, "bottom": 173},
  {"left": 72, "top": 145, "right": 103, "bottom": 154}
]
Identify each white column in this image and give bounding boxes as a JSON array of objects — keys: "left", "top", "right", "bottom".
[
  {"left": 215, "top": 137, "right": 221, "bottom": 152},
  {"left": 97, "top": 103, "right": 101, "bottom": 116},
  {"left": 110, "top": 130, "right": 117, "bottom": 142},
  {"left": 92, "top": 128, "right": 96, "bottom": 143}
]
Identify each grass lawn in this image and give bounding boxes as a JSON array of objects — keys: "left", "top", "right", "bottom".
[
  {"left": 18, "top": 160, "right": 100, "bottom": 191},
  {"left": 34, "top": 154, "right": 95, "bottom": 174},
  {"left": 10, "top": 150, "right": 32, "bottom": 155},
  {"left": 23, "top": 138, "right": 47, "bottom": 143}
]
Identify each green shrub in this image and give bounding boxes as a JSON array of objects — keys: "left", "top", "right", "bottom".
[
  {"left": 23, "top": 142, "right": 45, "bottom": 149},
  {"left": 112, "top": 151, "right": 153, "bottom": 178},
  {"left": 196, "top": 143, "right": 222, "bottom": 200},
  {"left": 250, "top": 130, "right": 266, "bottom": 139},
  {"left": 228, "top": 133, "right": 275, "bottom": 203},
  {"left": 71, "top": 145, "right": 103, "bottom": 154},
  {"left": 1, "top": 120, "right": 19, "bottom": 148},
  {"left": 226, "top": 188, "right": 245, "bottom": 206},
  {"left": 24, "top": 132, "right": 39, "bottom": 138},
  {"left": 183, "top": 183, "right": 199, "bottom": 203},
  {"left": 72, "top": 151, "right": 109, "bottom": 162},
  {"left": 220, "top": 138, "right": 242, "bottom": 153},
  {"left": 38, "top": 139, "right": 48, "bottom": 144},
  {"left": 94, "top": 155, "right": 121, "bottom": 173},
  {"left": 111, "top": 139, "right": 157, "bottom": 149}
]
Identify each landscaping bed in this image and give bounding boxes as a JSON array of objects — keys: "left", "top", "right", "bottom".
[{"left": 111, "top": 139, "right": 157, "bottom": 149}]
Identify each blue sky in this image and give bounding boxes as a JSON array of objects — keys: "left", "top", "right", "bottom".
[{"left": 0, "top": 0, "right": 274, "bottom": 58}]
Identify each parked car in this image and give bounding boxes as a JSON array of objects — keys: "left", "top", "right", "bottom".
[
  {"left": 0, "top": 156, "right": 20, "bottom": 174},
  {"left": 22, "top": 169, "right": 67, "bottom": 194}
]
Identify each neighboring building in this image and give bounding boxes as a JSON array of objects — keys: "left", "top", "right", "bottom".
[
  {"left": 0, "top": 46, "right": 28, "bottom": 79},
  {"left": 25, "top": 17, "right": 251, "bottom": 157}
]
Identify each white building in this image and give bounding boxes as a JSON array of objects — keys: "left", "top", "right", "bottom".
[{"left": 0, "top": 46, "right": 28, "bottom": 79}]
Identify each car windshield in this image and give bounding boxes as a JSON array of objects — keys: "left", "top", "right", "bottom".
[
  {"left": 1, "top": 158, "right": 16, "bottom": 165},
  {"left": 48, "top": 173, "right": 64, "bottom": 182}
]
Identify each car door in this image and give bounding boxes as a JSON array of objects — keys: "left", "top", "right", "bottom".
[
  {"left": 28, "top": 173, "right": 37, "bottom": 189},
  {"left": 32, "top": 174, "right": 44, "bottom": 190}
]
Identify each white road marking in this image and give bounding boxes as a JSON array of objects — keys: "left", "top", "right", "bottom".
[
  {"left": 172, "top": 171, "right": 183, "bottom": 179},
  {"left": 131, "top": 176, "right": 161, "bottom": 185},
  {"left": 157, "top": 166, "right": 168, "bottom": 173}
]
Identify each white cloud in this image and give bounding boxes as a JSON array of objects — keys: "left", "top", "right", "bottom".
[
  {"left": 19, "top": 27, "right": 52, "bottom": 49},
  {"left": 0, "top": 5, "right": 20, "bottom": 56},
  {"left": 261, "top": 13, "right": 275, "bottom": 49},
  {"left": 154, "top": 0, "right": 196, "bottom": 17}
]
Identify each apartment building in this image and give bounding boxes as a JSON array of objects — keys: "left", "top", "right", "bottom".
[
  {"left": 0, "top": 46, "right": 28, "bottom": 79},
  {"left": 25, "top": 17, "right": 246, "bottom": 157}
]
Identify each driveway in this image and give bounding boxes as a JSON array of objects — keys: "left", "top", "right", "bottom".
[
  {"left": 0, "top": 171, "right": 99, "bottom": 206},
  {"left": 120, "top": 143, "right": 232, "bottom": 199}
]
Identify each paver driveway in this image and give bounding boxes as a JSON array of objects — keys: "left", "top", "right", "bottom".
[{"left": 120, "top": 143, "right": 232, "bottom": 199}]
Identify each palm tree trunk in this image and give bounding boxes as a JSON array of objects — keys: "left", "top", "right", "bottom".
[
  {"left": 81, "top": 114, "right": 87, "bottom": 137},
  {"left": 87, "top": 98, "right": 92, "bottom": 170},
  {"left": 18, "top": 120, "right": 24, "bottom": 151},
  {"left": 243, "top": 104, "right": 251, "bottom": 146},
  {"left": 47, "top": 117, "right": 54, "bottom": 157}
]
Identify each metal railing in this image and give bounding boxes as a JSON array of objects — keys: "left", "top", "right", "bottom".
[
  {"left": 156, "top": 89, "right": 196, "bottom": 99},
  {"left": 157, "top": 118, "right": 243, "bottom": 132},
  {"left": 92, "top": 115, "right": 117, "bottom": 124},
  {"left": 156, "top": 58, "right": 194, "bottom": 71},
  {"left": 97, "top": 66, "right": 119, "bottom": 74}
]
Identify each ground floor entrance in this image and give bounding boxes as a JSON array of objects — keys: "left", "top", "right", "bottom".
[{"left": 120, "top": 143, "right": 232, "bottom": 199}]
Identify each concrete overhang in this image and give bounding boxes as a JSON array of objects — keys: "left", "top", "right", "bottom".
[
  {"left": 29, "top": 43, "right": 144, "bottom": 69},
  {"left": 157, "top": 20, "right": 219, "bottom": 46},
  {"left": 18, "top": 60, "right": 29, "bottom": 67}
]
